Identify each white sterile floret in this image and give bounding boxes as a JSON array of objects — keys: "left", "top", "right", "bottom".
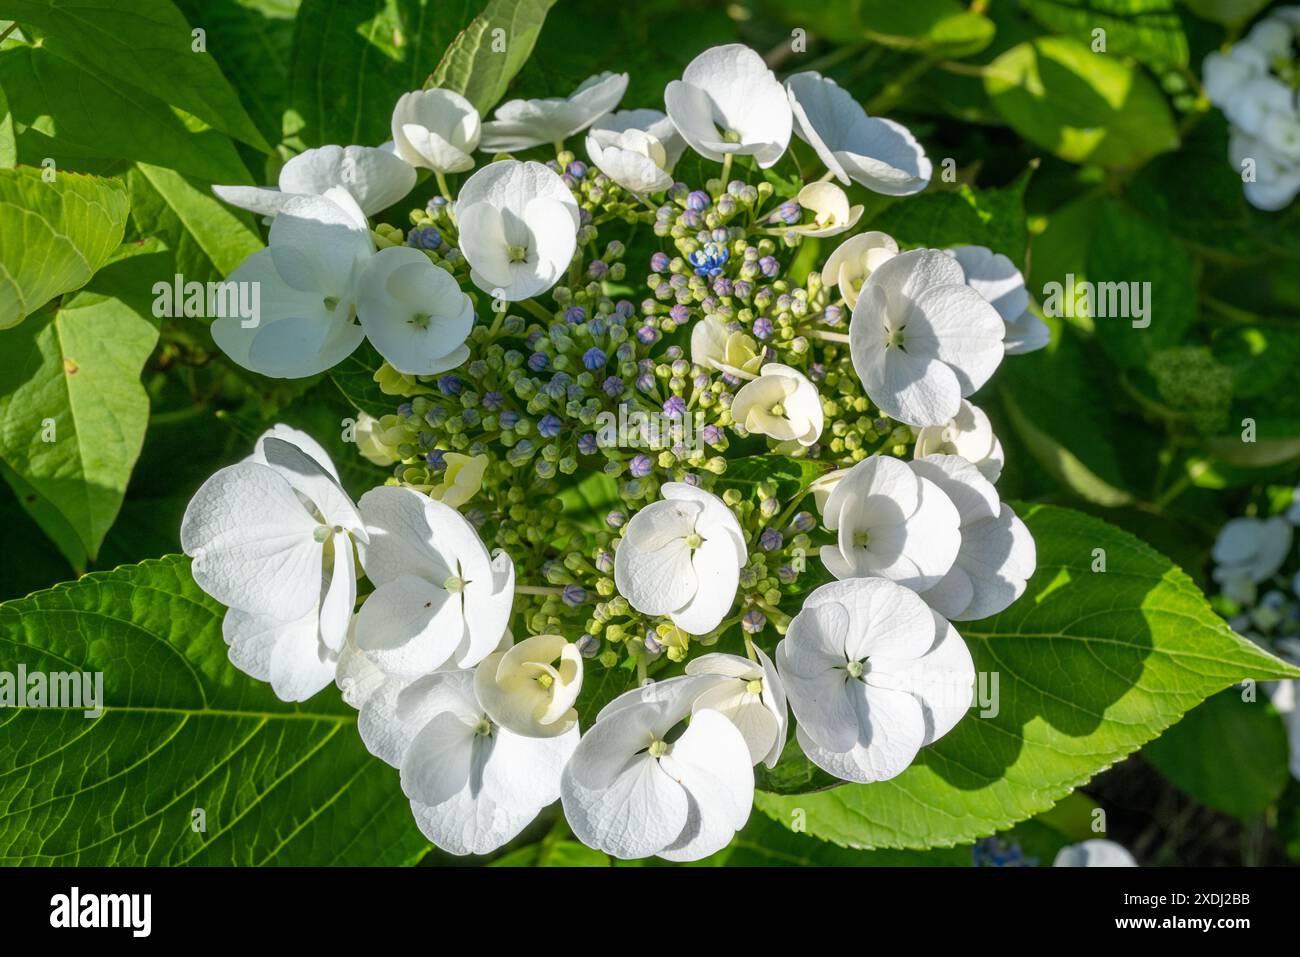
[
  {"left": 359, "top": 669, "right": 577, "bottom": 856},
  {"left": 613, "top": 482, "right": 747, "bottom": 635},
  {"left": 665, "top": 44, "right": 792, "bottom": 169},
  {"left": 909, "top": 454, "right": 1036, "bottom": 621},
  {"left": 787, "top": 182, "right": 864, "bottom": 237},
  {"left": 776, "top": 578, "right": 975, "bottom": 783},
  {"left": 1053, "top": 839, "right": 1138, "bottom": 867},
  {"left": 912, "top": 399, "right": 1005, "bottom": 483},
  {"left": 455, "top": 159, "right": 580, "bottom": 301},
  {"left": 786, "top": 71, "right": 931, "bottom": 195},
  {"left": 181, "top": 430, "right": 367, "bottom": 701},
  {"left": 730, "top": 362, "right": 824, "bottom": 447},
  {"left": 684, "top": 650, "right": 788, "bottom": 768},
  {"left": 480, "top": 72, "right": 628, "bottom": 152},
  {"left": 689, "top": 314, "right": 763, "bottom": 378},
  {"left": 355, "top": 246, "right": 474, "bottom": 375},
  {"left": 820, "top": 231, "right": 899, "bottom": 309},
  {"left": 214, "top": 187, "right": 373, "bottom": 378},
  {"left": 353, "top": 485, "right": 514, "bottom": 677},
  {"left": 945, "top": 244, "right": 1049, "bottom": 354},
  {"left": 473, "top": 634, "right": 583, "bottom": 738},
  {"left": 585, "top": 127, "right": 673, "bottom": 194},
  {"left": 1212, "top": 516, "right": 1294, "bottom": 586},
  {"left": 591, "top": 109, "right": 686, "bottom": 168},
  {"left": 213, "top": 144, "right": 416, "bottom": 218},
  {"left": 849, "top": 248, "right": 1006, "bottom": 427},
  {"left": 818, "top": 454, "right": 961, "bottom": 592},
  {"left": 561, "top": 675, "right": 753, "bottom": 860},
  {"left": 391, "top": 88, "right": 481, "bottom": 173}
]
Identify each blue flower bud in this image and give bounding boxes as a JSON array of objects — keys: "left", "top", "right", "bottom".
[
  {"left": 583, "top": 347, "right": 608, "bottom": 370},
  {"left": 438, "top": 374, "right": 463, "bottom": 396},
  {"left": 759, "top": 255, "right": 779, "bottom": 278},
  {"left": 636, "top": 373, "right": 656, "bottom": 394},
  {"left": 567, "top": 159, "right": 588, "bottom": 179},
  {"left": 528, "top": 352, "right": 550, "bottom": 372},
  {"left": 426, "top": 449, "right": 446, "bottom": 470},
  {"left": 791, "top": 510, "right": 816, "bottom": 532},
  {"left": 482, "top": 390, "right": 504, "bottom": 411},
  {"left": 753, "top": 316, "right": 773, "bottom": 339},
  {"left": 688, "top": 241, "right": 729, "bottom": 277},
  {"left": 577, "top": 634, "right": 600, "bottom": 658},
  {"left": 500, "top": 410, "right": 521, "bottom": 429},
  {"left": 686, "top": 190, "right": 710, "bottom": 211},
  {"left": 407, "top": 225, "right": 442, "bottom": 249},
  {"left": 564, "top": 305, "right": 587, "bottom": 324},
  {"left": 662, "top": 396, "right": 686, "bottom": 418},
  {"left": 629, "top": 454, "right": 653, "bottom": 478},
  {"left": 603, "top": 376, "right": 625, "bottom": 398},
  {"left": 562, "top": 584, "right": 587, "bottom": 607},
  {"left": 645, "top": 633, "right": 664, "bottom": 654},
  {"left": 588, "top": 260, "right": 609, "bottom": 279},
  {"left": 760, "top": 527, "right": 784, "bottom": 551},
  {"left": 742, "top": 609, "right": 766, "bottom": 634},
  {"left": 397, "top": 402, "right": 414, "bottom": 417},
  {"left": 538, "top": 414, "right": 563, "bottom": 438},
  {"left": 822, "top": 304, "right": 844, "bottom": 326},
  {"left": 650, "top": 251, "right": 670, "bottom": 273},
  {"left": 606, "top": 510, "right": 626, "bottom": 528},
  {"left": 578, "top": 432, "right": 598, "bottom": 455},
  {"left": 595, "top": 549, "right": 614, "bottom": 573}
]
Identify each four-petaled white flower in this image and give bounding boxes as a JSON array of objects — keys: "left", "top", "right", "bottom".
[
  {"left": 689, "top": 314, "right": 763, "bottom": 378},
  {"left": 561, "top": 676, "right": 753, "bottom": 860},
  {"left": 684, "top": 650, "right": 788, "bottom": 767},
  {"left": 353, "top": 485, "right": 515, "bottom": 678},
  {"left": 818, "top": 454, "right": 961, "bottom": 592},
  {"left": 849, "top": 248, "right": 1006, "bottom": 427},
  {"left": 730, "top": 362, "right": 824, "bottom": 447},
  {"left": 213, "top": 144, "right": 416, "bottom": 218},
  {"left": 182, "top": 428, "right": 367, "bottom": 701},
  {"left": 1052, "top": 839, "right": 1137, "bottom": 867},
  {"left": 591, "top": 108, "right": 686, "bottom": 168},
  {"left": 1212, "top": 516, "right": 1294, "bottom": 590},
  {"left": 777, "top": 578, "right": 974, "bottom": 783},
  {"left": 480, "top": 72, "right": 628, "bottom": 152},
  {"left": 945, "top": 245, "right": 1049, "bottom": 355},
  {"left": 665, "top": 44, "right": 792, "bottom": 169},
  {"left": 910, "top": 454, "right": 1036, "bottom": 621},
  {"left": 614, "top": 482, "right": 747, "bottom": 635},
  {"left": 585, "top": 127, "right": 673, "bottom": 194},
  {"left": 786, "top": 71, "right": 931, "bottom": 195},
  {"left": 214, "top": 188, "right": 373, "bottom": 379},
  {"left": 455, "top": 159, "right": 580, "bottom": 301},
  {"left": 474, "top": 633, "right": 583, "bottom": 738},
  {"left": 391, "top": 88, "right": 481, "bottom": 174},
  {"left": 359, "top": 669, "right": 577, "bottom": 856},
  {"left": 912, "top": 399, "right": 1005, "bottom": 483},
  {"left": 355, "top": 246, "right": 474, "bottom": 375},
  {"left": 787, "top": 182, "right": 864, "bottom": 238},
  {"left": 820, "top": 231, "right": 898, "bottom": 310}
]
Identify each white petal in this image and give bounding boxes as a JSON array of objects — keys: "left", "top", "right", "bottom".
[
  {"left": 656, "top": 710, "right": 754, "bottom": 860},
  {"left": 401, "top": 710, "right": 476, "bottom": 805},
  {"left": 614, "top": 499, "right": 701, "bottom": 617},
  {"left": 223, "top": 606, "right": 337, "bottom": 702},
  {"left": 353, "top": 574, "right": 464, "bottom": 677},
  {"left": 278, "top": 144, "right": 417, "bottom": 215},
  {"left": 871, "top": 611, "right": 974, "bottom": 745}
]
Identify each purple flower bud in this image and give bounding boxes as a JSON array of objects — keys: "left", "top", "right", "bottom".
[
  {"left": 562, "top": 584, "right": 587, "bottom": 607},
  {"left": 752, "top": 316, "right": 773, "bottom": 340},
  {"left": 578, "top": 432, "right": 598, "bottom": 455},
  {"left": 650, "top": 251, "right": 670, "bottom": 273},
  {"left": 693, "top": 373, "right": 711, "bottom": 390},
  {"left": 636, "top": 373, "right": 656, "bottom": 394},
  {"left": 595, "top": 549, "right": 614, "bottom": 573},
  {"left": 615, "top": 299, "right": 634, "bottom": 318},
  {"left": 606, "top": 510, "right": 626, "bottom": 528},
  {"left": 577, "top": 634, "right": 600, "bottom": 658},
  {"left": 397, "top": 402, "right": 414, "bottom": 417},
  {"left": 644, "top": 633, "right": 664, "bottom": 654},
  {"left": 583, "top": 346, "right": 608, "bottom": 370},
  {"left": 759, "top": 256, "right": 779, "bottom": 277},
  {"left": 668, "top": 303, "right": 690, "bottom": 324},
  {"left": 686, "top": 190, "right": 711, "bottom": 211},
  {"left": 437, "top": 374, "right": 462, "bottom": 396},
  {"left": 733, "top": 279, "right": 753, "bottom": 300},
  {"left": 665, "top": 345, "right": 683, "bottom": 360},
  {"left": 629, "top": 454, "right": 653, "bottom": 478},
  {"left": 742, "top": 609, "right": 767, "bottom": 634},
  {"left": 586, "top": 317, "right": 606, "bottom": 337},
  {"left": 662, "top": 395, "right": 687, "bottom": 418},
  {"left": 527, "top": 352, "right": 550, "bottom": 372},
  {"left": 602, "top": 376, "right": 624, "bottom": 398},
  {"left": 702, "top": 424, "right": 724, "bottom": 447},
  {"left": 482, "top": 390, "right": 504, "bottom": 411},
  {"left": 500, "top": 410, "right": 520, "bottom": 429},
  {"left": 712, "top": 276, "right": 734, "bottom": 297},
  {"left": 791, "top": 511, "right": 816, "bottom": 532},
  {"left": 822, "top": 304, "right": 844, "bottom": 326},
  {"left": 407, "top": 225, "right": 442, "bottom": 249},
  {"left": 564, "top": 306, "right": 587, "bottom": 324},
  {"left": 538, "top": 414, "right": 563, "bottom": 438},
  {"left": 681, "top": 472, "right": 701, "bottom": 487},
  {"left": 567, "top": 160, "right": 588, "bottom": 179},
  {"left": 771, "top": 199, "right": 800, "bottom": 225},
  {"left": 588, "top": 260, "right": 609, "bottom": 279},
  {"left": 778, "top": 564, "right": 797, "bottom": 584},
  {"left": 760, "top": 528, "right": 783, "bottom": 551},
  {"left": 636, "top": 325, "right": 658, "bottom": 345},
  {"left": 425, "top": 449, "right": 446, "bottom": 470},
  {"left": 807, "top": 363, "right": 826, "bottom": 382},
  {"left": 682, "top": 209, "right": 702, "bottom": 229},
  {"left": 427, "top": 196, "right": 448, "bottom": 211}
]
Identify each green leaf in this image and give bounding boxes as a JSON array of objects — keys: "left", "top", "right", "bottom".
[
  {"left": 290, "top": 0, "right": 479, "bottom": 147},
  {"left": 0, "top": 166, "right": 129, "bottom": 329},
  {"left": 330, "top": 340, "right": 397, "bottom": 419},
  {"left": 1143, "top": 689, "right": 1291, "bottom": 819},
  {"left": 1179, "top": 0, "right": 1272, "bottom": 27},
  {"left": 706, "top": 811, "right": 972, "bottom": 866},
  {"left": 984, "top": 36, "right": 1179, "bottom": 168},
  {"left": 0, "top": 43, "right": 253, "bottom": 184},
  {"left": 0, "top": 243, "right": 165, "bottom": 562},
  {"left": 0, "top": 81, "right": 14, "bottom": 168},
  {"left": 127, "top": 162, "right": 263, "bottom": 283},
  {"left": 558, "top": 472, "right": 620, "bottom": 534},
  {"left": 428, "top": 0, "right": 558, "bottom": 113},
  {"left": 0, "top": 556, "right": 430, "bottom": 865},
  {"left": 6, "top": 0, "right": 270, "bottom": 152},
  {"left": 1020, "top": 0, "right": 1189, "bottom": 67},
  {"left": 756, "top": 504, "right": 1300, "bottom": 849},
  {"left": 715, "top": 455, "right": 831, "bottom": 505},
  {"left": 855, "top": 0, "right": 996, "bottom": 56},
  {"left": 869, "top": 170, "right": 1032, "bottom": 263}
]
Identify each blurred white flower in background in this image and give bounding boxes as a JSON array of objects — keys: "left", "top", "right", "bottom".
[{"left": 1053, "top": 839, "right": 1138, "bottom": 867}]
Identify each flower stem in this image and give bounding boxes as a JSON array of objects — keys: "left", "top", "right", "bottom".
[
  {"left": 720, "top": 152, "right": 733, "bottom": 186},
  {"left": 515, "top": 585, "right": 564, "bottom": 596},
  {"left": 434, "top": 170, "right": 453, "bottom": 202},
  {"left": 805, "top": 329, "right": 851, "bottom": 344},
  {"left": 518, "top": 298, "right": 555, "bottom": 323},
  {"left": 742, "top": 632, "right": 758, "bottom": 662}
]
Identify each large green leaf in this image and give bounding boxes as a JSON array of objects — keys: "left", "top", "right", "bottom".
[
  {"left": 1020, "top": 0, "right": 1189, "bottom": 67},
  {"left": 0, "top": 166, "right": 128, "bottom": 329},
  {"left": 5, "top": 0, "right": 271, "bottom": 152},
  {"left": 289, "top": 0, "right": 479, "bottom": 148},
  {"left": 869, "top": 170, "right": 1032, "bottom": 263},
  {"left": 0, "top": 243, "right": 164, "bottom": 562},
  {"left": 127, "top": 162, "right": 263, "bottom": 282},
  {"left": 428, "top": 0, "right": 557, "bottom": 114},
  {"left": 0, "top": 556, "right": 430, "bottom": 865},
  {"left": 755, "top": 504, "right": 1300, "bottom": 850},
  {"left": 0, "top": 81, "right": 14, "bottom": 168},
  {"left": 0, "top": 43, "right": 253, "bottom": 184},
  {"left": 984, "top": 36, "right": 1179, "bottom": 169}
]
